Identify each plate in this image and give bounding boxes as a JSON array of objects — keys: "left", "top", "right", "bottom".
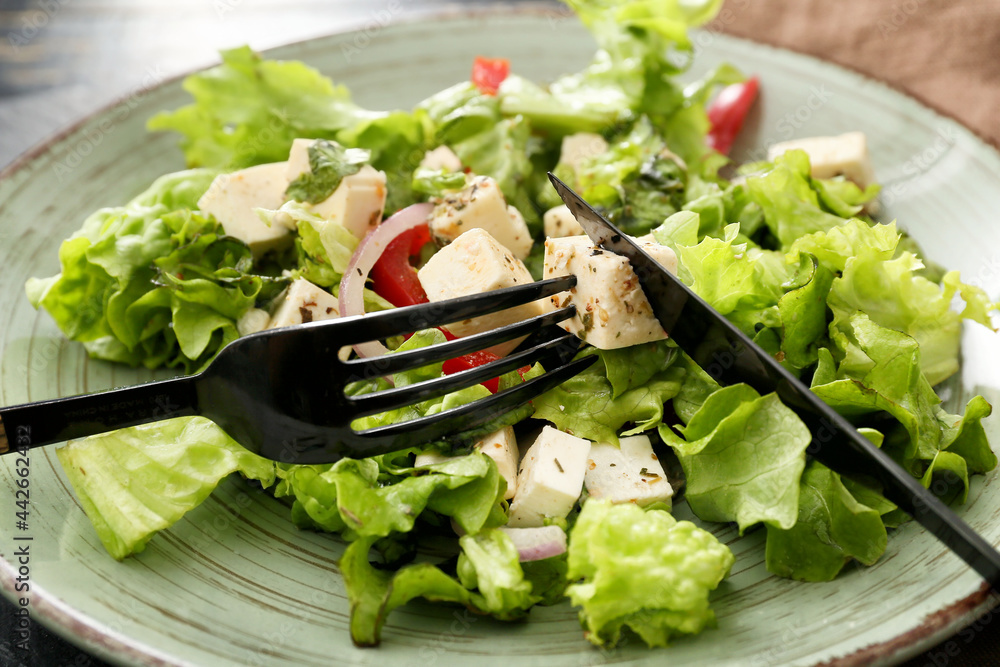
[{"left": 2, "top": 7, "right": 1000, "bottom": 666}]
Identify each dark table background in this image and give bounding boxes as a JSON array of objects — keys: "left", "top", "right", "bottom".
[{"left": 1, "top": 0, "right": 998, "bottom": 665}]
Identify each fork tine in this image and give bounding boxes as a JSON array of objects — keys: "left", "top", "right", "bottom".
[
  {"left": 343, "top": 306, "right": 576, "bottom": 380},
  {"left": 347, "top": 331, "right": 582, "bottom": 417},
  {"left": 331, "top": 275, "right": 576, "bottom": 346},
  {"left": 353, "top": 355, "right": 598, "bottom": 452}
]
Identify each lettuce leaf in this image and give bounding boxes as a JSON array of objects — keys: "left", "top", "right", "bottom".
[
  {"left": 659, "top": 384, "right": 810, "bottom": 532},
  {"left": 777, "top": 255, "right": 834, "bottom": 372},
  {"left": 342, "top": 529, "right": 547, "bottom": 646},
  {"left": 764, "top": 462, "right": 887, "bottom": 581},
  {"left": 340, "top": 536, "right": 472, "bottom": 647},
  {"left": 812, "top": 315, "right": 996, "bottom": 490},
  {"left": 148, "top": 46, "right": 365, "bottom": 169},
  {"left": 339, "top": 109, "right": 433, "bottom": 213},
  {"left": 284, "top": 139, "right": 370, "bottom": 203},
  {"left": 26, "top": 169, "right": 268, "bottom": 372},
  {"left": 276, "top": 453, "right": 504, "bottom": 538},
  {"left": 676, "top": 223, "right": 785, "bottom": 317},
  {"left": 829, "top": 250, "right": 994, "bottom": 387},
  {"left": 56, "top": 417, "right": 275, "bottom": 560},
  {"left": 746, "top": 151, "right": 849, "bottom": 246},
  {"left": 566, "top": 499, "right": 733, "bottom": 648},
  {"left": 457, "top": 530, "right": 539, "bottom": 619},
  {"left": 532, "top": 342, "right": 684, "bottom": 444}
]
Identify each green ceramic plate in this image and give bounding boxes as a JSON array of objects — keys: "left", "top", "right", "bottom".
[{"left": 2, "top": 7, "right": 999, "bottom": 666}]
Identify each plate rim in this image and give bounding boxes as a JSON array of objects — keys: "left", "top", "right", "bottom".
[{"left": 1, "top": 4, "right": 999, "bottom": 666}]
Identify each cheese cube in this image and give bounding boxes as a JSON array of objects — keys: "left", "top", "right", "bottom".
[
  {"left": 429, "top": 176, "right": 533, "bottom": 259},
  {"left": 584, "top": 435, "right": 673, "bottom": 508},
  {"left": 285, "top": 139, "right": 387, "bottom": 239},
  {"left": 543, "top": 204, "right": 584, "bottom": 238},
  {"left": 268, "top": 278, "right": 341, "bottom": 329},
  {"left": 559, "top": 132, "right": 608, "bottom": 170},
  {"left": 477, "top": 427, "right": 519, "bottom": 500},
  {"left": 414, "top": 426, "right": 519, "bottom": 499},
  {"left": 420, "top": 145, "right": 462, "bottom": 172},
  {"left": 418, "top": 228, "right": 551, "bottom": 354},
  {"left": 198, "top": 162, "right": 292, "bottom": 257},
  {"left": 508, "top": 426, "right": 591, "bottom": 528},
  {"left": 542, "top": 235, "right": 678, "bottom": 349},
  {"left": 285, "top": 137, "right": 314, "bottom": 182},
  {"left": 766, "top": 132, "right": 876, "bottom": 187}
]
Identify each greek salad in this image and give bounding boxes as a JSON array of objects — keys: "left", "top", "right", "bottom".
[{"left": 25, "top": 0, "right": 999, "bottom": 651}]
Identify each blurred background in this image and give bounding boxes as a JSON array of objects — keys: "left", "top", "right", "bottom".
[
  {"left": 1, "top": 0, "right": 997, "bottom": 167},
  {"left": 1, "top": 0, "right": 998, "bottom": 665}
]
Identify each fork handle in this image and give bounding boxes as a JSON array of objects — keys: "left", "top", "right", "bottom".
[{"left": 0, "top": 375, "right": 198, "bottom": 455}]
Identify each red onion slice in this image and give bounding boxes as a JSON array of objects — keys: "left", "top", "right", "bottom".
[
  {"left": 339, "top": 202, "right": 434, "bottom": 358},
  {"left": 499, "top": 525, "right": 567, "bottom": 562}
]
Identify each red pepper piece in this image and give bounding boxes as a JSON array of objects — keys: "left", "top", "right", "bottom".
[
  {"left": 706, "top": 76, "right": 759, "bottom": 155},
  {"left": 472, "top": 56, "right": 510, "bottom": 96}
]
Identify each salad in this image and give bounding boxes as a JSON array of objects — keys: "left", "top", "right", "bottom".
[{"left": 23, "top": 0, "right": 1000, "bottom": 652}]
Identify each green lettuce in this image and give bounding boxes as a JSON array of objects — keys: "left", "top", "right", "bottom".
[
  {"left": 533, "top": 341, "right": 684, "bottom": 444},
  {"left": 284, "top": 139, "right": 370, "bottom": 203},
  {"left": 338, "top": 109, "right": 434, "bottom": 213},
  {"left": 566, "top": 499, "right": 734, "bottom": 648},
  {"left": 764, "top": 461, "right": 887, "bottom": 581},
  {"left": 26, "top": 169, "right": 269, "bottom": 372},
  {"left": 147, "top": 46, "right": 365, "bottom": 169},
  {"left": 675, "top": 223, "right": 784, "bottom": 317},
  {"left": 275, "top": 453, "right": 505, "bottom": 538},
  {"left": 745, "top": 151, "right": 852, "bottom": 246},
  {"left": 829, "top": 249, "right": 994, "bottom": 387},
  {"left": 341, "top": 529, "right": 547, "bottom": 646},
  {"left": 340, "top": 536, "right": 472, "bottom": 647},
  {"left": 56, "top": 417, "right": 275, "bottom": 560},
  {"left": 659, "top": 384, "right": 810, "bottom": 532},
  {"left": 499, "top": 0, "right": 724, "bottom": 139},
  {"left": 811, "top": 315, "right": 996, "bottom": 487}
]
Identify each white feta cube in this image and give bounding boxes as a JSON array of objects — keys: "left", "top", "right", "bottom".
[
  {"left": 198, "top": 162, "right": 291, "bottom": 257},
  {"left": 285, "top": 138, "right": 387, "bottom": 239},
  {"left": 268, "top": 278, "right": 341, "bottom": 329},
  {"left": 559, "top": 132, "right": 608, "bottom": 170},
  {"left": 543, "top": 204, "right": 584, "bottom": 239},
  {"left": 414, "top": 426, "right": 519, "bottom": 500},
  {"left": 766, "top": 131, "right": 876, "bottom": 187},
  {"left": 419, "top": 145, "right": 463, "bottom": 172},
  {"left": 429, "top": 176, "right": 533, "bottom": 259},
  {"left": 584, "top": 435, "right": 673, "bottom": 508},
  {"left": 418, "top": 228, "right": 550, "bottom": 354},
  {"left": 508, "top": 426, "right": 591, "bottom": 528},
  {"left": 477, "top": 426, "right": 519, "bottom": 500},
  {"left": 542, "top": 235, "right": 677, "bottom": 349}
]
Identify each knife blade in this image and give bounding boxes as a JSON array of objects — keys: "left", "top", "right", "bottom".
[{"left": 548, "top": 171, "right": 1000, "bottom": 589}]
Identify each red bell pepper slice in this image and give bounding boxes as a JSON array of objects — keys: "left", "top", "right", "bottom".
[
  {"left": 472, "top": 56, "right": 510, "bottom": 96},
  {"left": 443, "top": 350, "right": 504, "bottom": 394},
  {"left": 368, "top": 224, "right": 432, "bottom": 307},
  {"left": 706, "top": 76, "right": 759, "bottom": 155}
]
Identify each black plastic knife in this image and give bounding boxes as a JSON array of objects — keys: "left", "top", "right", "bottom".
[{"left": 549, "top": 171, "right": 1000, "bottom": 589}]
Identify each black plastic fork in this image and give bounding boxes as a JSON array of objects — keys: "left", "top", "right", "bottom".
[{"left": 0, "top": 276, "right": 594, "bottom": 464}]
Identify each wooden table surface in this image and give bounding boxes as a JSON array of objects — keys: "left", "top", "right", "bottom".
[{"left": 1, "top": 1, "right": 998, "bottom": 665}]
